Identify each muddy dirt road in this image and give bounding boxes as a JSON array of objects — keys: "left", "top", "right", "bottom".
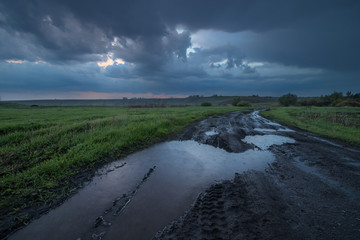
[
  {"left": 7, "top": 110, "right": 360, "bottom": 240},
  {"left": 156, "top": 111, "right": 360, "bottom": 240}
]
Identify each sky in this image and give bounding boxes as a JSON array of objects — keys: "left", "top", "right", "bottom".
[{"left": 0, "top": 0, "right": 359, "bottom": 100}]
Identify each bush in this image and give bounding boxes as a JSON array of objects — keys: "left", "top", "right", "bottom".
[
  {"left": 299, "top": 98, "right": 322, "bottom": 107},
  {"left": 200, "top": 102, "right": 212, "bottom": 106},
  {"left": 336, "top": 100, "right": 360, "bottom": 107},
  {"left": 279, "top": 93, "right": 298, "bottom": 106},
  {"left": 232, "top": 97, "right": 251, "bottom": 107},
  {"left": 236, "top": 101, "right": 251, "bottom": 107},
  {"left": 232, "top": 97, "right": 242, "bottom": 106},
  {"left": 298, "top": 100, "right": 309, "bottom": 106}
]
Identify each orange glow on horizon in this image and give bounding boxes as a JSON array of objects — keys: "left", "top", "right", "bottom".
[{"left": 71, "top": 91, "right": 187, "bottom": 99}]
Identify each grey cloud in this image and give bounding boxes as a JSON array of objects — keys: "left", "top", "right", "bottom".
[
  {"left": 104, "top": 44, "right": 255, "bottom": 82},
  {"left": 1, "top": 60, "right": 359, "bottom": 98},
  {"left": 0, "top": 0, "right": 191, "bottom": 67},
  {"left": 241, "top": 8, "right": 360, "bottom": 71},
  {"left": 110, "top": 30, "right": 191, "bottom": 72},
  {"left": 1, "top": 0, "right": 360, "bottom": 99},
  {"left": 189, "top": 46, "right": 256, "bottom": 74}
]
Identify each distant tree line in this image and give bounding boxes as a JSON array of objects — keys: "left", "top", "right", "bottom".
[{"left": 279, "top": 91, "right": 360, "bottom": 107}]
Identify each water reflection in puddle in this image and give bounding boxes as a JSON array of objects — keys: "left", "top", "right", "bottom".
[
  {"left": 254, "top": 128, "right": 295, "bottom": 133},
  {"left": 10, "top": 138, "right": 292, "bottom": 240},
  {"left": 205, "top": 129, "right": 218, "bottom": 136},
  {"left": 243, "top": 135, "right": 295, "bottom": 150}
]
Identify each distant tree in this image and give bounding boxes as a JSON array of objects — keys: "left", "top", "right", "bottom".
[
  {"left": 353, "top": 93, "right": 360, "bottom": 100},
  {"left": 322, "top": 91, "right": 343, "bottom": 106},
  {"left": 232, "top": 97, "right": 242, "bottom": 106},
  {"left": 279, "top": 93, "right": 298, "bottom": 106}
]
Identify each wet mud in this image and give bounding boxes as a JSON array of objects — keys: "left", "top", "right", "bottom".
[
  {"left": 156, "top": 111, "right": 360, "bottom": 240},
  {"left": 5, "top": 110, "right": 360, "bottom": 240}
]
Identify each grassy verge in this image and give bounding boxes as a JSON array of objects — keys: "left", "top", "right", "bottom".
[
  {"left": 261, "top": 107, "right": 360, "bottom": 146},
  {"left": 0, "top": 103, "right": 246, "bottom": 233}
]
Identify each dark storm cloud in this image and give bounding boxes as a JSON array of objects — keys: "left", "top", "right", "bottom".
[
  {"left": 239, "top": 7, "right": 360, "bottom": 71},
  {"left": 0, "top": 0, "right": 189, "bottom": 66},
  {"left": 1, "top": 0, "right": 359, "bottom": 71}
]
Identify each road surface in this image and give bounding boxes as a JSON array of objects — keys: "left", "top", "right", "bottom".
[{"left": 7, "top": 110, "right": 360, "bottom": 240}]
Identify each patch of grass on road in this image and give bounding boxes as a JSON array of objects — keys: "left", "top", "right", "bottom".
[
  {"left": 0, "top": 103, "right": 244, "bottom": 230},
  {"left": 261, "top": 107, "right": 360, "bottom": 146}
]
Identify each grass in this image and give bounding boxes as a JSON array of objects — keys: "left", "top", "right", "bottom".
[
  {"left": 0, "top": 103, "right": 245, "bottom": 231},
  {"left": 261, "top": 107, "right": 360, "bottom": 146}
]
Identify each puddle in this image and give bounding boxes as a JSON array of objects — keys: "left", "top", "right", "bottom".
[
  {"left": 205, "top": 129, "right": 218, "bottom": 136},
  {"left": 243, "top": 135, "right": 295, "bottom": 150},
  {"left": 10, "top": 140, "right": 276, "bottom": 240},
  {"left": 254, "top": 128, "right": 277, "bottom": 132},
  {"left": 254, "top": 128, "right": 295, "bottom": 133}
]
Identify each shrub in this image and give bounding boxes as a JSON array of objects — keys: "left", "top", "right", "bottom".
[
  {"left": 308, "top": 98, "right": 320, "bottom": 106},
  {"left": 336, "top": 100, "right": 360, "bottom": 107},
  {"left": 298, "top": 100, "right": 308, "bottom": 106},
  {"left": 200, "top": 102, "right": 212, "bottom": 106},
  {"left": 236, "top": 101, "right": 251, "bottom": 107},
  {"left": 231, "top": 97, "right": 241, "bottom": 106},
  {"left": 299, "top": 98, "right": 322, "bottom": 106},
  {"left": 279, "top": 93, "right": 298, "bottom": 106}
]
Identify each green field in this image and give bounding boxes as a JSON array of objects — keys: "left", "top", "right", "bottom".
[
  {"left": 261, "top": 107, "right": 360, "bottom": 146},
  {"left": 0, "top": 103, "right": 244, "bottom": 228}
]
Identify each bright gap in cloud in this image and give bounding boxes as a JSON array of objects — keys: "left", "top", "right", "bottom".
[
  {"left": 210, "top": 59, "right": 228, "bottom": 67},
  {"left": 176, "top": 28, "right": 184, "bottom": 34},
  {"left": 115, "top": 58, "right": 125, "bottom": 65},
  {"left": 97, "top": 57, "right": 125, "bottom": 69},
  {"left": 5, "top": 60, "right": 25, "bottom": 64},
  {"left": 247, "top": 62, "right": 265, "bottom": 68},
  {"left": 97, "top": 57, "right": 114, "bottom": 68}
]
